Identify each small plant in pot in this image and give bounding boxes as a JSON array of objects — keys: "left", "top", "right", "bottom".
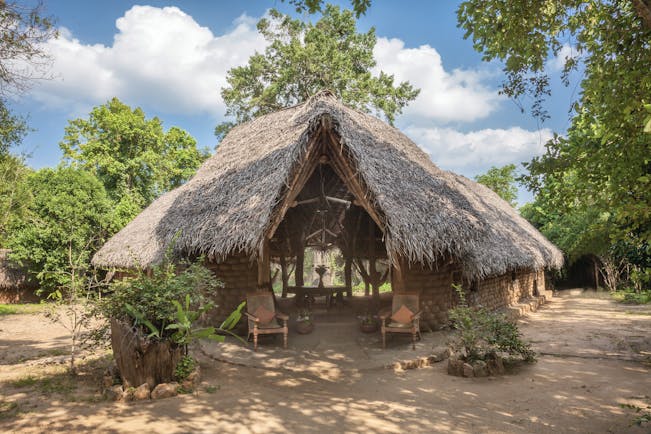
[
  {"left": 358, "top": 312, "right": 378, "bottom": 333},
  {"left": 295, "top": 309, "right": 314, "bottom": 334}
]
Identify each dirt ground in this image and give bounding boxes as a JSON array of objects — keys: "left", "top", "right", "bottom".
[{"left": 1, "top": 290, "right": 650, "bottom": 433}]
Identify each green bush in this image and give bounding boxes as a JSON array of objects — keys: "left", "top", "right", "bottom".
[
  {"left": 448, "top": 284, "right": 535, "bottom": 363},
  {"left": 97, "top": 256, "right": 222, "bottom": 341},
  {"left": 174, "top": 355, "right": 196, "bottom": 381}
]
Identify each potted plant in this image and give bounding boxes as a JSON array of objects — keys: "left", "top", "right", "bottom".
[
  {"left": 358, "top": 313, "right": 378, "bottom": 333},
  {"left": 295, "top": 309, "right": 314, "bottom": 334},
  {"left": 98, "top": 254, "right": 244, "bottom": 389}
]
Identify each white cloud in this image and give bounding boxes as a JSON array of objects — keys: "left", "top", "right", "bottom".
[
  {"left": 28, "top": 6, "right": 266, "bottom": 116},
  {"left": 374, "top": 37, "right": 502, "bottom": 124},
  {"left": 405, "top": 125, "right": 553, "bottom": 176}
]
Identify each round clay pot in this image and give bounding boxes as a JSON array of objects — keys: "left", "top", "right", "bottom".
[{"left": 296, "top": 320, "right": 314, "bottom": 334}]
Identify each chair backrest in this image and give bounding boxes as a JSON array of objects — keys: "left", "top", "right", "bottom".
[
  {"left": 246, "top": 292, "right": 276, "bottom": 314},
  {"left": 392, "top": 292, "right": 419, "bottom": 314}
]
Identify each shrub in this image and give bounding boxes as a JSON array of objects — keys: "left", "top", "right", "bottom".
[
  {"left": 97, "top": 256, "right": 222, "bottom": 340},
  {"left": 448, "top": 284, "right": 535, "bottom": 363},
  {"left": 174, "top": 355, "right": 196, "bottom": 381}
]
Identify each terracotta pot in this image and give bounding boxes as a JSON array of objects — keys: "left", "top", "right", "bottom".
[{"left": 296, "top": 320, "right": 314, "bottom": 334}]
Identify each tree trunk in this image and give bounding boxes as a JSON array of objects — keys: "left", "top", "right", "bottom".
[{"left": 110, "top": 319, "right": 183, "bottom": 389}]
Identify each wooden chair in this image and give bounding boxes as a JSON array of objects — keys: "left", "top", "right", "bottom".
[
  {"left": 379, "top": 292, "right": 422, "bottom": 350},
  {"left": 245, "top": 292, "right": 289, "bottom": 351}
]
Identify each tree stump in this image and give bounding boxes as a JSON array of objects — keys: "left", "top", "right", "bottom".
[{"left": 110, "top": 319, "right": 183, "bottom": 389}]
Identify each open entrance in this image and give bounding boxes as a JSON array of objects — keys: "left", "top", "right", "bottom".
[{"left": 266, "top": 117, "right": 391, "bottom": 312}]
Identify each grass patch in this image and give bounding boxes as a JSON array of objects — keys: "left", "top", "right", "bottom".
[
  {"left": 0, "top": 303, "right": 47, "bottom": 316},
  {"left": 204, "top": 385, "right": 219, "bottom": 393},
  {"left": 11, "top": 375, "right": 39, "bottom": 388},
  {"left": 612, "top": 291, "right": 651, "bottom": 305},
  {"left": 0, "top": 400, "right": 19, "bottom": 421},
  {"left": 11, "top": 372, "right": 77, "bottom": 396}
]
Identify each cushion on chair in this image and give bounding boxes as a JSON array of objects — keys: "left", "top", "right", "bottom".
[
  {"left": 391, "top": 304, "right": 414, "bottom": 324},
  {"left": 252, "top": 305, "right": 275, "bottom": 325}
]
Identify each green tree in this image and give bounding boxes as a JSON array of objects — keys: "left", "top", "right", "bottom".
[
  {"left": 60, "top": 98, "right": 209, "bottom": 223},
  {"left": 217, "top": 5, "right": 419, "bottom": 139},
  {"left": 282, "top": 0, "right": 371, "bottom": 17},
  {"left": 458, "top": 1, "right": 651, "bottom": 246},
  {"left": 0, "top": 1, "right": 58, "bottom": 95},
  {"left": 459, "top": 0, "right": 651, "bottom": 291},
  {"left": 474, "top": 164, "right": 518, "bottom": 207},
  {"left": 7, "top": 167, "right": 111, "bottom": 294},
  {"left": 0, "top": 153, "right": 32, "bottom": 243}
]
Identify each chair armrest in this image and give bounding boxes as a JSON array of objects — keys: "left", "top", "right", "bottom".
[
  {"left": 276, "top": 311, "right": 289, "bottom": 321},
  {"left": 244, "top": 312, "right": 259, "bottom": 322},
  {"left": 411, "top": 310, "right": 422, "bottom": 320}
]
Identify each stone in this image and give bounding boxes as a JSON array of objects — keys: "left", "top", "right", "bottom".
[
  {"left": 104, "top": 385, "right": 123, "bottom": 401},
  {"left": 181, "top": 379, "right": 194, "bottom": 392},
  {"left": 462, "top": 363, "right": 475, "bottom": 378},
  {"left": 473, "top": 360, "right": 489, "bottom": 377},
  {"left": 123, "top": 387, "right": 135, "bottom": 402},
  {"left": 487, "top": 356, "right": 505, "bottom": 376},
  {"left": 431, "top": 346, "right": 450, "bottom": 362},
  {"left": 447, "top": 356, "right": 464, "bottom": 376},
  {"left": 186, "top": 365, "right": 201, "bottom": 385},
  {"left": 151, "top": 382, "right": 179, "bottom": 400},
  {"left": 134, "top": 383, "right": 150, "bottom": 400}
]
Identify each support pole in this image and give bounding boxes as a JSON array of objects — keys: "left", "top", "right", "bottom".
[
  {"left": 257, "top": 238, "right": 271, "bottom": 291},
  {"left": 369, "top": 218, "right": 379, "bottom": 301},
  {"left": 280, "top": 255, "right": 289, "bottom": 298},
  {"left": 344, "top": 256, "right": 352, "bottom": 297}
]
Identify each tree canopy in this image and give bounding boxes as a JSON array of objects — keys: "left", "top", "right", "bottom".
[
  {"left": 7, "top": 167, "right": 111, "bottom": 294},
  {"left": 0, "top": 1, "right": 57, "bottom": 95},
  {"left": 60, "top": 98, "right": 209, "bottom": 225},
  {"left": 216, "top": 5, "right": 419, "bottom": 139},
  {"left": 458, "top": 0, "right": 651, "bottom": 289},
  {"left": 474, "top": 164, "right": 518, "bottom": 207},
  {"left": 282, "top": 0, "right": 371, "bottom": 17}
]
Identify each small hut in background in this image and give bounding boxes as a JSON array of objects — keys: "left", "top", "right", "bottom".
[
  {"left": 92, "top": 91, "right": 563, "bottom": 329},
  {"left": 0, "top": 249, "right": 38, "bottom": 303}
]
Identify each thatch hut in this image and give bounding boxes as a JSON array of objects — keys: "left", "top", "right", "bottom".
[
  {"left": 92, "top": 91, "right": 562, "bottom": 328},
  {"left": 0, "top": 249, "right": 38, "bottom": 303}
]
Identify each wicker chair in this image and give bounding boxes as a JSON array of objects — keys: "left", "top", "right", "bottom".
[
  {"left": 379, "top": 292, "right": 422, "bottom": 350},
  {"left": 244, "top": 292, "right": 289, "bottom": 351}
]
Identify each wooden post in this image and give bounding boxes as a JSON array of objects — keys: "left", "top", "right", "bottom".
[
  {"left": 280, "top": 255, "right": 289, "bottom": 298},
  {"left": 296, "top": 248, "right": 304, "bottom": 288},
  {"left": 344, "top": 256, "right": 352, "bottom": 297},
  {"left": 257, "top": 238, "right": 271, "bottom": 291},
  {"left": 369, "top": 217, "right": 379, "bottom": 301}
]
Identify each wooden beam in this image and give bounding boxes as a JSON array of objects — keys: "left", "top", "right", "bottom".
[
  {"left": 257, "top": 238, "right": 271, "bottom": 290},
  {"left": 266, "top": 130, "right": 325, "bottom": 240},
  {"left": 323, "top": 127, "right": 385, "bottom": 233}
]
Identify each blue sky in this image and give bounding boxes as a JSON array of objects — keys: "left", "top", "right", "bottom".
[{"left": 10, "top": 0, "right": 579, "bottom": 204}]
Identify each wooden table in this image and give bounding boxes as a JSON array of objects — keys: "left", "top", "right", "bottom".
[{"left": 287, "top": 286, "right": 348, "bottom": 309}]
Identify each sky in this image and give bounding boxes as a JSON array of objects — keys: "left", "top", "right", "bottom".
[{"left": 9, "top": 0, "right": 580, "bottom": 205}]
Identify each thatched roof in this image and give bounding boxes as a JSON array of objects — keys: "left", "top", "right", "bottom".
[
  {"left": 92, "top": 91, "right": 563, "bottom": 278},
  {"left": 0, "top": 249, "right": 35, "bottom": 290}
]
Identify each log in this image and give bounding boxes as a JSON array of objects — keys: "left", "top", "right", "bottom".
[{"left": 110, "top": 319, "right": 183, "bottom": 389}]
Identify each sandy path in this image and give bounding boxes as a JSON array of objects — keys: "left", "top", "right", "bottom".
[{"left": 1, "top": 292, "right": 650, "bottom": 433}]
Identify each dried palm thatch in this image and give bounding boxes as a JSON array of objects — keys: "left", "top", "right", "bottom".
[{"left": 92, "top": 91, "right": 563, "bottom": 279}]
